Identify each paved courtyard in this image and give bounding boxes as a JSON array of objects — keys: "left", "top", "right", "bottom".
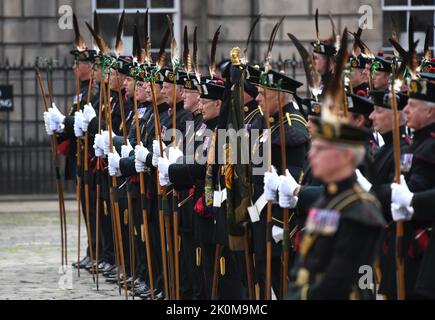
[{"left": 0, "top": 200, "right": 123, "bottom": 300}]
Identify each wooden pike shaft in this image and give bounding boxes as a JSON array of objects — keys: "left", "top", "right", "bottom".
[
  {"left": 102, "top": 77, "right": 122, "bottom": 296},
  {"left": 105, "top": 74, "right": 129, "bottom": 300},
  {"left": 133, "top": 79, "right": 155, "bottom": 300},
  {"left": 391, "top": 83, "right": 406, "bottom": 300},
  {"left": 35, "top": 67, "right": 67, "bottom": 267},
  {"left": 95, "top": 76, "right": 105, "bottom": 291},
  {"left": 116, "top": 74, "right": 137, "bottom": 297},
  {"left": 277, "top": 93, "right": 290, "bottom": 298},
  {"left": 84, "top": 73, "right": 96, "bottom": 283},
  {"left": 74, "top": 72, "right": 83, "bottom": 278},
  {"left": 172, "top": 77, "right": 180, "bottom": 300},
  {"left": 150, "top": 80, "right": 170, "bottom": 299},
  {"left": 48, "top": 70, "right": 69, "bottom": 267},
  {"left": 263, "top": 87, "right": 273, "bottom": 300}
]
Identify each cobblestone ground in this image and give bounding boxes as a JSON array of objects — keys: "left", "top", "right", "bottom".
[{"left": 0, "top": 201, "right": 123, "bottom": 300}]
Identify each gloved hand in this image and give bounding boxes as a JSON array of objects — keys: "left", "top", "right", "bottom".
[
  {"left": 158, "top": 156, "right": 170, "bottom": 178},
  {"left": 121, "top": 140, "right": 133, "bottom": 159},
  {"left": 135, "top": 143, "right": 150, "bottom": 163},
  {"left": 74, "top": 111, "right": 84, "bottom": 138},
  {"left": 356, "top": 169, "right": 372, "bottom": 192},
  {"left": 93, "top": 133, "right": 105, "bottom": 157},
  {"left": 264, "top": 167, "right": 280, "bottom": 202},
  {"left": 279, "top": 195, "right": 299, "bottom": 209},
  {"left": 391, "top": 203, "right": 414, "bottom": 221},
  {"left": 159, "top": 173, "right": 170, "bottom": 186},
  {"left": 134, "top": 143, "right": 149, "bottom": 173},
  {"left": 157, "top": 153, "right": 171, "bottom": 186},
  {"left": 152, "top": 140, "right": 166, "bottom": 167},
  {"left": 48, "top": 103, "right": 65, "bottom": 133},
  {"left": 82, "top": 103, "right": 96, "bottom": 132},
  {"left": 108, "top": 150, "right": 122, "bottom": 177},
  {"left": 102, "top": 130, "right": 114, "bottom": 155},
  {"left": 391, "top": 175, "right": 414, "bottom": 209},
  {"left": 43, "top": 111, "right": 53, "bottom": 135},
  {"left": 278, "top": 169, "right": 300, "bottom": 209},
  {"left": 168, "top": 146, "right": 183, "bottom": 164}
]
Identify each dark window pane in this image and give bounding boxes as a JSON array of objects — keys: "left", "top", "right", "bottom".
[
  {"left": 150, "top": 13, "right": 171, "bottom": 51},
  {"left": 411, "top": 0, "right": 435, "bottom": 5},
  {"left": 151, "top": 0, "right": 174, "bottom": 8},
  {"left": 96, "top": 0, "right": 120, "bottom": 9},
  {"left": 96, "top": 14, "right": 119, "bottom": 51},
  {"left": 122, "top": 13, "right": 145, "bottom": 55},
  {"left": 124, "top": 0, "right": 147, "bottom": 8},
  {"left": 384, "top": 0, "right": 408, "bottom": 5},
  {"left": 382, "top": 11, "right": 407, "bottom": 47},
  {"left": 411, "top": 11, "right": 434, "bottom": 53}
]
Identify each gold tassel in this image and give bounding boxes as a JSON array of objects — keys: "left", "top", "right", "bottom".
[
  {"left": 286, "top": 112, "right": 292, "bottom": 126},
  {"left": 134, "top": 226, "right": 138, "bottom": 236},
  {"left": 141, "top": 225, "right": 145, "bottom": 242},
  {"left": 196, "top": 247, "right": 201, "bottom": 267},
  {"left": 220, "top": 256, "right": 226, "bottom": 276},
  {"left": 123, "top": 209, "right": 128, "bottom": 225},
  {"left": 103, "top": 201, "right": 108, "bottom": 216}
]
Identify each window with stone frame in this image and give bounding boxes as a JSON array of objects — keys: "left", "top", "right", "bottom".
[
  {"left": 382, "top": 0, "right": 434, "bottom": 55},
  {"left": 92, "top": 0, "right": 181, "bottom": 58}
]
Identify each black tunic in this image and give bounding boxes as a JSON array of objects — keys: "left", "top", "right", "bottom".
[{"left": 287, "top": 175, "right": 385, "bottom": 300}]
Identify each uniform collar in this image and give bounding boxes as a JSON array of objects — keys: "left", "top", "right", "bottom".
[
  {"left": 413, "top": 122, "right": 435, "bottom": 142},
  {"left": 205, "top": 116, "right": 219, "bottom": 130},
  {"left": 243, "top": 99, "right": 258, "bottom": 114},
  {"left": 270, "top": 103, "right": 294, "bottom": 124},
  {"left": 381, "top": 126, "right": 406, "bottom": 146},
  {"left": 158, "top": 102, "right": 171, "bottom": 113},
  {"left": 324, "top": 174, "right": 357, "bottom": 196}
]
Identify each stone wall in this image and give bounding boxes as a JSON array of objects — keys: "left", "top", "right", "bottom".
[{"left": 1, "top": 0, "right": 384, "bottom": 68}]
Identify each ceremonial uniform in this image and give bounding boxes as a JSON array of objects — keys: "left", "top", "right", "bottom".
[{"left": 288, "top": 175, "right": 385, "bottom": 299}]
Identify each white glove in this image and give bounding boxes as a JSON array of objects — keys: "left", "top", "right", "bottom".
[
  {"left": 135, "top": 143, "right": 150, "bottom": 163},
  {"left": 158, "top": 157, "right": 170, "bottom": 177},
  {"left": 74, "top": 111, "right": 84, "bottom": 138},
  {"left": 121, "top": 140, "right": 134, "bottom": 159},
  {"left": 82, "top": 103, "right": 96, "bottom": 132},
  {"left": 264, "top": 167, "right": 280, "bottom": 202},
  {"left": 152, "top": 140, "right": 166, "bottom": 167},
  {"left": 102, "top": 130, "right": 114, "bottom": 155},
  {"left": 356, "top": 169, "right": 372, "bottom": 192},
  {"left": 108, "top": 150, "right": 122, "bottom": 177},
  {"left": 278, "top": 169, "right": 300, "bottom": 197},
  {"left": 48, "top": 103, "right": 65, "bottom": 133},
  {"left": 278, "top": 170, "right": 300, "bottom": 209},
  {"left": 93, "top": 133, "right": 105, "bottom": 157},
  {"left": 168, "top": 147, "right": 183, "bottom": 165},
  {"left": 391, "top": 203, "right": 414, "bottom": 221},
  {"left": 159, "top": 173, "right": 170, "bottom": 186},
  {"left": 279, "top": 195, "right": 299, "bottom": 209},
  {"left": 43, "top": 111, "right": 53, "bottom": 135},
  {"left": 391, "top": 175, "right": 414, "bottom": 209}
]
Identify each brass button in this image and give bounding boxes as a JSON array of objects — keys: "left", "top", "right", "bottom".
[{"left": 327, "top": 183, "right": 338, "bottom": 194}]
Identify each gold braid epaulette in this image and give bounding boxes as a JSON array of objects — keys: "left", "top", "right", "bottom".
[{"left": 244, "top": 108, "right": 261, "bottom": 124}]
